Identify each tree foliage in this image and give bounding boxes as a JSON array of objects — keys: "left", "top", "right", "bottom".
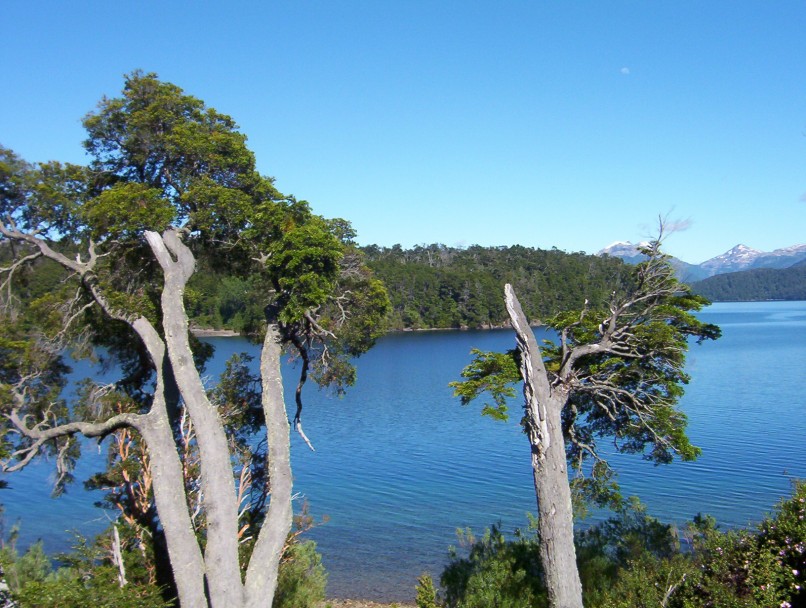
[
  {"left": 0, "top": 71, "right": 389, "bottom": 607},
  {"left": 420, "top": 482, "right": 806, "bottom": 608},
  {"left": 450, "top": 233, "right": 720, "bottom": 608},
  {"left": 452, "top": 239, "right": 721, "bottom": 504},
  {"left": 363, "top": 243, "right": 630, "bottom": 330}
]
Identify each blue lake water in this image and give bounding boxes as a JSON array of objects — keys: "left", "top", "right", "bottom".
[{"left": 2, "top": 301, "right": 805, "bottom": 601}]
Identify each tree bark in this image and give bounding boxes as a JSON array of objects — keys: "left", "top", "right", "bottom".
[
  {"left": 531, "top": 397, "right": 583, "bottom": 608},
  {"left": 244, "top": 321, "right": 293, "bottom": 607},
  {"left": 146, "top": 230, "right": 244, "bottom": 607},
  {"left": 505, "top": 284, "right": 584, "bottom": 608},
  {"left": 130, "top": 320, "right": 209, "bottom": 607},
  {"left": 138, "top": 408, "right": 208, "bottom": 607}
]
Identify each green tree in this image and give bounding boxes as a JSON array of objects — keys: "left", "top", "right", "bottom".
[
  {"left": 451, "top": 231, "right": 720, "bottom": 608},
  {"left": 0, "top": 72, "right": 388, "bottom": 608},
  {"left": 362, "top": 243, "right": 629, "bottom": 331}
]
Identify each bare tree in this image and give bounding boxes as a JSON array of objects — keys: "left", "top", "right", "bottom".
[{"left": 453, "top": 232, "right": 720, "bottom": 607}]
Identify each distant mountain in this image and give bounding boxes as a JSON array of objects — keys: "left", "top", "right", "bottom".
[
  {"left": 598, "top": 241, "right": 649, "bottom": 265},
  {"left": 597, "top": 242, "right": 707, "bottom": 282},
  {"left": 752, "top": 244, "right": 806, "bottom": 270},
  {"left": 598, "top": 242, "right": 806, "bottom": 282},
  {"left": 691, "top": 264, "right": 806, "bottom": 302},
  {"left": 699, "top": 244, "right": 763, "bottom": 275}
]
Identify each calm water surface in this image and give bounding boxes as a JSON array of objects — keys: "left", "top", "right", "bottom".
[{"left": 2, "top": 301, "right": 805, "bottom": 601}]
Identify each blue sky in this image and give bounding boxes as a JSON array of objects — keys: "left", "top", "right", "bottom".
[{"left": 3, "top": 1, "right": 805, "bottom": 263}]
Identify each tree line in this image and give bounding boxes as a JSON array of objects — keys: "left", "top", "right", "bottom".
[
  {"left": 3, "top": 241, "right": 636, "bottom": 334},
  {"left": 362, "top": 244, "right": 633, "bottom": 330},
  {"left": 127, "top": 242, "right": 633, "bottom": 334},
  {"left": 691, "top": 261, "right": 806, "bottom": 302}
]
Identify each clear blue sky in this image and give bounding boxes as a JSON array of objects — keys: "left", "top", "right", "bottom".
[{"left": 3, "top": 1, "right": 805, "bottom": 263}]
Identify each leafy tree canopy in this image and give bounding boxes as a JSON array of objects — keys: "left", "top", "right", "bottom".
[
  {"left": 451, "top": 240, "right": 721, "bottom": 507},
  {"left": 0, "top": 71, "right": 390, "bottom": 607}
]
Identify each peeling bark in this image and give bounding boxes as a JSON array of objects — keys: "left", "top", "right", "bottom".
[{"left": 505, "top": 284, "right": 584, "bottom": 608}]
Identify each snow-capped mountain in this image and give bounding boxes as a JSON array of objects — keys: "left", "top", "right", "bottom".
[
  {"left": 598, "top": 241, "right": 649, "bottom": 264},
  {"left": 700, "top": 244, "right": 806, "bottom": 276},
  {"left": 699, "top": 244, "right": 764, "bottom": 274},
  {"left": 598, "top": 241, "right": 706, "bottom": 281},
  {"left": 598, "top": 242, "right": 806, "bottom": 280},
  {"left": 751, "top": 244, "right": 806, "bottom": 271}
]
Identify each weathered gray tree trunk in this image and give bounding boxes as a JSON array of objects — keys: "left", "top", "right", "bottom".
[
  {"left": 147, "top": 231, "right": 245, "bottom": 606},
  {"left": 4, "top": 225, "right": 295, "bottom": 607},
  {"left": 142, "top": 230, "right": 295, "bottom": 607},
  {"left": 244, "top": 321, "right": 293, "bottom": 607},
  {"left": 504, "top": 284, "right": 584, "bottom": 608},
  {"left": 0, "top": 225, "right": 213, "bottom": 606}
]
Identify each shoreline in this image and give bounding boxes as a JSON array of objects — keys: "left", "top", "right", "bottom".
[
  {"left": 320, "top": 601, "right": 416, "bottom": 608},
  {"left": 190, "top": 327, "right": 242, "bottom": 337},
  {"left": 192, "top": 324, "right": 519, "bottom": 338}
]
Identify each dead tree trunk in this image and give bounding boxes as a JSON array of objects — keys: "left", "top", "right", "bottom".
[{"left": 504, "top": 284, "right": 584, "bottom": 608}]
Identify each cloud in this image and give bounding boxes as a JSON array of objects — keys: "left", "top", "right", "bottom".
[
  {"left": 620, "top": 67, "right": 630, "bottom": 75},
  {"left": 666, "top": 218, "right": 693, "bottom": 233},
  {"left": 638, "top": 214, "right": 693, "bottom": 240}
]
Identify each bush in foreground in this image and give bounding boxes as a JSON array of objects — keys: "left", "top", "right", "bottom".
[
  {"left": 418, "top": 482, "right": 806, "bottom": 608},
  {"left": 0, "top": 528, "right": 327, "bottom": 607}
]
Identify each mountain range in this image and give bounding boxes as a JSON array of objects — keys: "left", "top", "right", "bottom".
[{"left": 598, "top": 242, "right": 806, "bottom": 283}]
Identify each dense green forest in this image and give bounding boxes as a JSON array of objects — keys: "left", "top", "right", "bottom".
[
  {"left": 691, "top": 261, "right": 806, "bottom": 302},
  {"left": 9, "top": 239, "right": 806, "bottom": 336},
  {"left": 2, "top": 241, "right": 630, "bottom": 334},
  {"left": 185, "top": 242, "right": 634, "bottom": 331},
  {"left": 361, "top": 243, "right": 631, "bottom": 329}
]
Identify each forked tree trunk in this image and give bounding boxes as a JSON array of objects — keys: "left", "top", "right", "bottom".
[
  {"left": 244, "top": 321, "right": 293, "bottom": 606},
  {"left": 12, "top": 227, "right": 295, "bottom": 607},
  {"left": 3, "top": 225, "right": 296, "bottom": 607},
  {"left": 505, "top": 285, "right": 584, "bottom": 608},
  {"left": 146, "top": 231, "right": 244, "bottom": 606}
]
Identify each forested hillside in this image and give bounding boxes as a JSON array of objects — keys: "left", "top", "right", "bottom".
[
  {"left": 362, "top": 243, "right": 631, "bottom": 329},
  {"left": 691, "top": 262, "right": 806, "bottom": 302},
  {"left": 3, "top": 241, "right": 633, "bottom": 332}
]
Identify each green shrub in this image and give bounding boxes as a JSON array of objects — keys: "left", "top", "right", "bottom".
[
  {"left": 756, "top": 480, "right": 806, "bottom": 607},
  {"left": 0, "top": 539, "right": 51, "bottom": 591},
  {"left": 439, "top": 524, "right": 546, "bottom": 608},
  {"left": 594, "top": 483, "right": 806, "bottom": 608},
  {"left": 576, "top": 498, "right": 681, "bottom": 606},
  {"left": 594, "top": 552, "right": 693, "bottom": 608},
  {"left": 15, "top": 567, "right": 170, "bottom": 608},
  {"left": 0, "top": 530, "right": 170, "bottom": 608},
  {"left": 431, "top": 485, "right": 806, "bottom": 608},
  {"left": 274, "top": 540, "right": 327, "bottom": 608},
  {"left": 415, "top": 573, "right": 439, "bottom": 608}
]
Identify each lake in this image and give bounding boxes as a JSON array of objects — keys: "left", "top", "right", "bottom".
[{"left": 2, "top": 301, "right": 805, "bottom": 601}]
